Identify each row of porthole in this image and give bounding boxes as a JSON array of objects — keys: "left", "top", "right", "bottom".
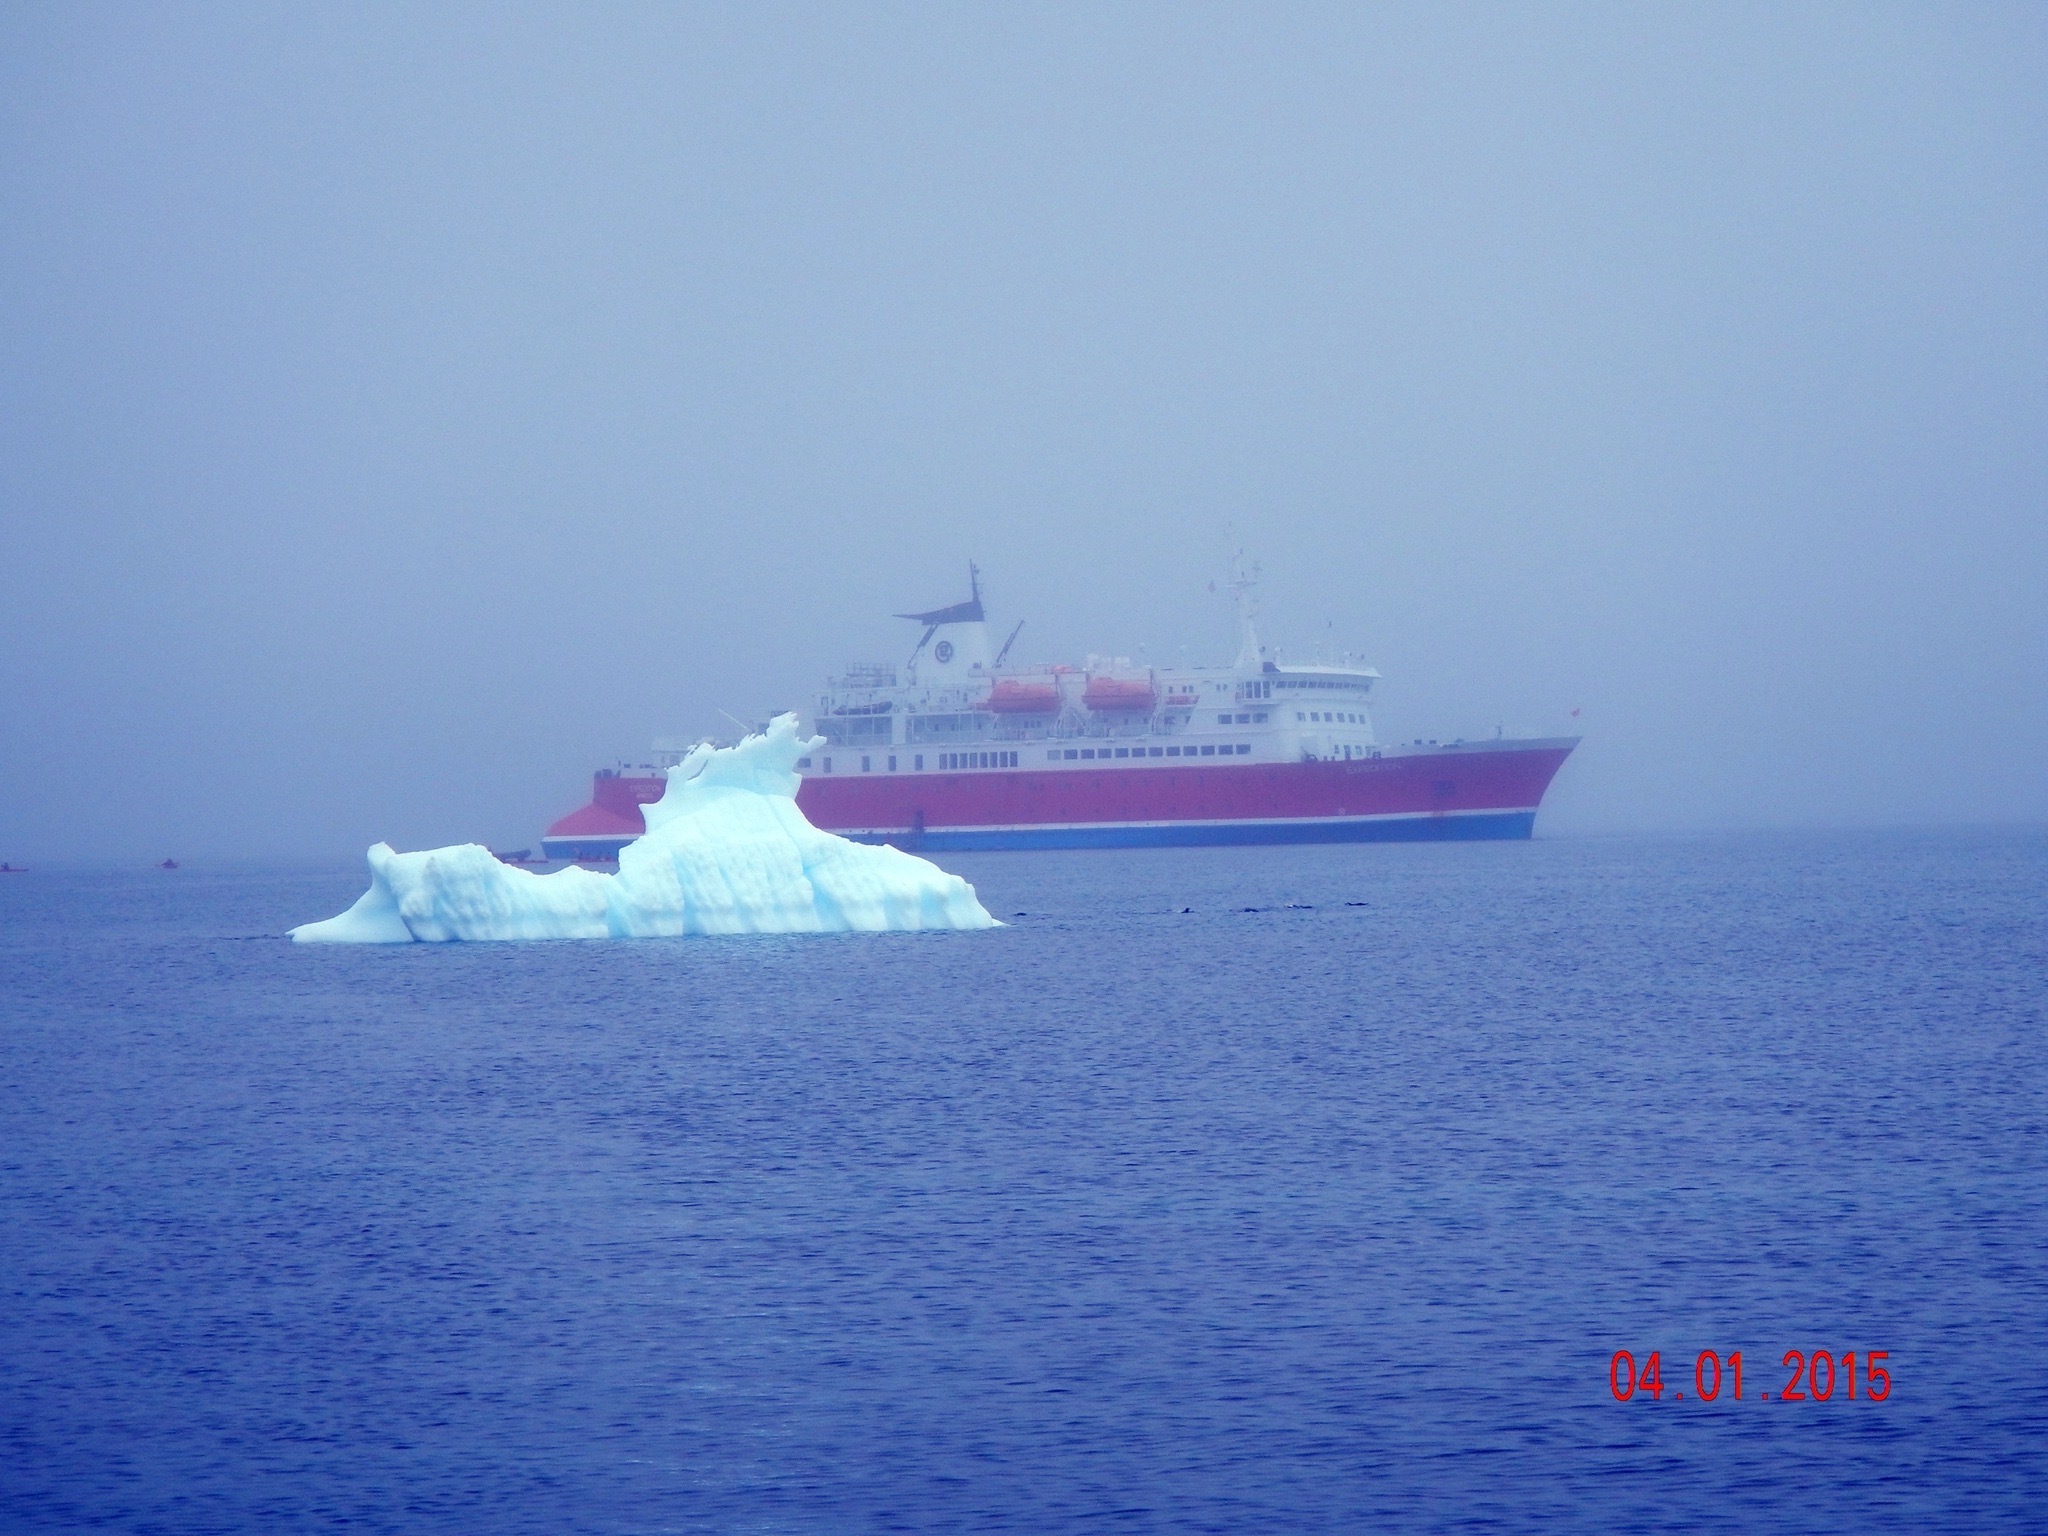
[
  {"left": 798, "top": 751, "right": 1020, "bottom": 774},
  {"left": 1053, "top": 744, "right": 1252, "bottom": 760},
  {"left": 796, "top": 744, "right": 1257, "bottom": 773},
  {"left": 1301, "top": 711, "right": 1364, "bottom": 725}
]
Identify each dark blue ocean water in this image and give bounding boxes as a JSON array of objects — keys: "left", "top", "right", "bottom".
[{"left": 3, "top": 830, "right": 2044, "bottom": 1533}]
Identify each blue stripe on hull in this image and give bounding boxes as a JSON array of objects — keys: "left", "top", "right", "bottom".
[{"left": 843, "top": 810, "right": 1539, "bottom": 852}]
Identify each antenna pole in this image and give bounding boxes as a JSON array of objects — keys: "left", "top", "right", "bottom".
[
  {"left": 1227, "top": 546, "right": 1263, "bottom": 669},
  {"left": 994, "top": 620, "right": 1025, "bottom": 668}
]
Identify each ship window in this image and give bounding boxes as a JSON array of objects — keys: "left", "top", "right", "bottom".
[
  {"left": 1237, "top": 743, "right": 1250, "bottom": 754},
  {"left": 915, "top": 754, "right": 924, "bottom": 770},
  {"left": 1254, "top": 713, "right": 1267, "bottom": 723},
  {"left": 1064, "top": 749, "right": 1077, "bottom": 760},
  {"left": 1166, "top": 745, "right": 1180, "bottom": 756},
  {"left": 861, "top": 756, "right": 870, "bottom": 772},
  {"left": 1081, "top": 748, "right": 1096, "bottom": 759},
  {"left": 1296, "top": 712, "right": 1305, "bottom": 722},
  {"left": 888, "top": 755, "right": 897, "bottom": 771},
  {"left": 798, "top": 757, "right": 812, "bottom": 768},
  {"left": 1149, "top": 746, "right": 1163, "bottom": 757},
  {"left": 1048, "top": 751, "right": 1059, "bottom": 762},
  {"left": 1217, "top": 713, "right": 1231, "bottom": 725},
  {"left": 823, "top": 757, "right": 832, "bottom": 772},
  {"left": 1201, "top": 744, "right": 1215, "bottom": 756}
]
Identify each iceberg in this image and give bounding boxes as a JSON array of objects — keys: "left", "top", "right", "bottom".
[{"left": 292, "top": 714, "right": 997, "bottom": 942}]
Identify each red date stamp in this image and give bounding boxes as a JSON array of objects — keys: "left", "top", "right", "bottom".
[{"left": 1609, "top": 1350, "right": 1891, "bottom": 1402}]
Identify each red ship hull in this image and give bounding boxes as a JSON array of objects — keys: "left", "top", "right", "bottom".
[{"left": 541, "top": 740, "right": 1574, "bottom": 857}]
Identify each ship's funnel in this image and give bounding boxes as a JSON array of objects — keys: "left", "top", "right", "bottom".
[{"left": 901, "top": 564, "right": 995, "bottom": 682}]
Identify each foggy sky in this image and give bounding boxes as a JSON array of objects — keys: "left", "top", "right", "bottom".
[{"left": 3, "top": 3, "right": 2045, "bottom": 861}]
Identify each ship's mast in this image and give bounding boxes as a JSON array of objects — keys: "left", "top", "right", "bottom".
[{"left": 1227, "top": 551, "right": 1264, "bottom": 670}]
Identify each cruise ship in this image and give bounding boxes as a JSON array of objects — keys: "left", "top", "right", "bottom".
[{"left": 542, "top": 567, "right": 1577, "bottom": 857}]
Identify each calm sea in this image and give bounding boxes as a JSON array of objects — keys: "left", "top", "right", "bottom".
[{"left": 3, "top": 830, "right": 2044, "bottom": 1533}]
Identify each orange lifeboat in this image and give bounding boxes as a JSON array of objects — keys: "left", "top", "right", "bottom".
[
  {"left": 988, "top": 678, "right": 1061, "bottom": 714},
  {"left": 1082, "top": 675, "right": 1156, "bottom": 712}
]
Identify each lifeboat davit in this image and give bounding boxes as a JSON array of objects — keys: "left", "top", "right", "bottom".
[
  {"left": 988, "top": 678, "right": 1062, "bottom": 714},
  {"left": 1082, "top": 675, "right": 1156, "bottom": 712}
]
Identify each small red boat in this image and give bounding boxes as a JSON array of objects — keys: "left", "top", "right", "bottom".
[
  {"left": 1082, "top": 675, "right": 1156, "bottom": 712},
  {"left": 987, "top": 679, "right": 1061, "bottom": 714}
]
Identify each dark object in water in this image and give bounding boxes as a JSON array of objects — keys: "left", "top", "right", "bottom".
[{"left": 158, "top": 859, "right": 179, "bottom": 871}]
